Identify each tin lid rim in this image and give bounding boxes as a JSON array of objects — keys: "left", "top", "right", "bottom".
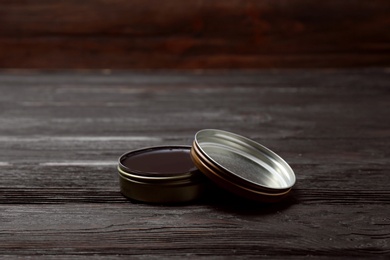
[
  {"left": 118, "top": 166, "right": 198, "bottom": 183},
  {"left": 190, "top": 145, "right": 291, "bottom": 202},
  {"left": 192, "top": 129, "right": 296, "bottom": 192},
  {"left": 191, "top": 140, "right": 291, "bottom": 194}
]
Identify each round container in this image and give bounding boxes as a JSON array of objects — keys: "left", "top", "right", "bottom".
[
  {"left": 118, "top": 146, "right": 207, "bottom": 204},
  {"left": 190, "top": 129, "right": 296, "bottom": 202}
]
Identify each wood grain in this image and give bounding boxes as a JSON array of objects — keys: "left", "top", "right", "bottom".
[
  {"left": 0, "top": 1, "right": 389, "bottom": 69},
  {"left": 1, "top": 204, "right": 388, "bottom": 257},
  {"left": 0, "top": 69, "right": 389, "bottom": 257}
]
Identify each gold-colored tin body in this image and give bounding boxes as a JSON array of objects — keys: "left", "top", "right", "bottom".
[{"left": 118, "top": 146, "right": 207, "bottom": 204}]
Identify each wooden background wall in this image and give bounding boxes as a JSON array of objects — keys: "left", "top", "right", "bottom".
[{"left": 0, "top": 0, "right": 389, "bottom": 69}]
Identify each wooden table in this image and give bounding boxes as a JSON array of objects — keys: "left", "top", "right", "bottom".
[{"left": 0, "top": 69, "right": 389, "bottom": 258}]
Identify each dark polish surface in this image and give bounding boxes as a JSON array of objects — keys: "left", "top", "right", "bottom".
[{"left": 121, "top": 146, "right": 197, "bottom": 176}]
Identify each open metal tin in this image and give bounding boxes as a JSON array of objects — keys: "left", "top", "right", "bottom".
[
  {"left": 190, "top": 129, "right": 296, "bottom": 202},
  {"left": 118, "top": 146, "right": 208, "bottom": 203},
  {"left": 117, "top": 130, "right": 296, "bottom": 204}
]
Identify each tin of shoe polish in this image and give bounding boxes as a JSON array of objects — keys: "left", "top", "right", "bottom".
[
  {"left": 190, "top": 129, "right": 296, "bottom": 202},
  {"left": 118, "top": 146, "right": 207, "bottom": 203}
]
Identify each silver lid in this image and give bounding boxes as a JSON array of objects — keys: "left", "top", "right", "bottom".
[{"left": 191, "top": 129, "right": 296, "bottom": 202}]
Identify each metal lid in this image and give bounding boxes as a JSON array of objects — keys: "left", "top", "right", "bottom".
[{"left": 191, "top": 129, "right": 296, "bottom": 202}]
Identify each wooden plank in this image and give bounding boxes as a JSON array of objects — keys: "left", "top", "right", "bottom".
[
  {"left": 0, "top": 70, "right": 388, "bottom": 137},
  {"left": 0, "top": 69, "right": 389, "bottom": 257},
  {"left": 0, "top": 204, "right": 389, "bottom": 257},
  {"left": 0, "top": 1, "right": 389, "bottom": 69}
]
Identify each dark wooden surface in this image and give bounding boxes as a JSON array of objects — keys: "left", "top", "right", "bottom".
[
  {"left": 0, "top": 0, "right": 389, "bottom": 69},
  {"left": 0, "top": 69, "right": 389, "bottom": 258}
]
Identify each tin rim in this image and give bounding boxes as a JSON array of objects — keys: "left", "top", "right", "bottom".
[
  {"left": 118, "top": 166, "right": 199, "bottom": 184},
  {"left": 191, "top": 144, "right": 291, "bottom": 202},
  {"left": 118, "top": 145, "right": 200, "bottom": 179},
  {"left": 191, "top": 129, "right": 296, "bottom": 200}
]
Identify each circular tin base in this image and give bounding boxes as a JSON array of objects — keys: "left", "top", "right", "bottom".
[{"left": 118, "top": 146, "right": 207, "bottom": 204}]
